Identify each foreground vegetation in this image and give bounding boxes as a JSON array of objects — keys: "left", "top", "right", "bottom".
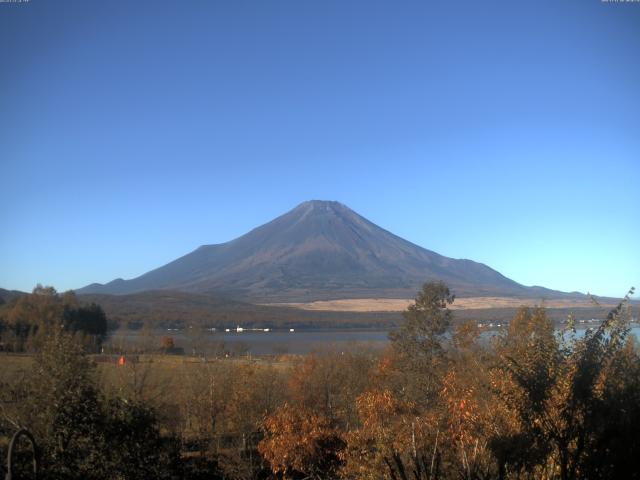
[{"left": 1, "top": 283, "right": 638, "bottom": 479}]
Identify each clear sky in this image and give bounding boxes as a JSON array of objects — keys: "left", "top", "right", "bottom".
[{"left": 1, "top": 0, "right": 638, "bottom": 298}]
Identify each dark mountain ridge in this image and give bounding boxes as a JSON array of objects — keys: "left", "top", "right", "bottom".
[
  {"left": 77, "top": 200, "right": 580, "bottom": 302},
  {"left": 0, "top": 288, "right": 26, "bottom": 304}
]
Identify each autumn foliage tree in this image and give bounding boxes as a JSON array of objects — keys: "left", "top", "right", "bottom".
[
  {"left": 4, "top": 281, "right": 638, "bottom": 479},
  {"left": 340, "top": 389, "right": 439, "bottom": 480},
  {"left": 489, "top": 306, "right": 559, "bottom": 477},
  {"left": 490, "top": 289, "right": 640, "bottom": 480},
  {"left": 0, "top": 286, "right": 107, "bottom": 352},
  {"left": 286, "top": 349, "right": 377, "bottom": 429},
  {"left": 259, "top": 403, "right": 345, "bottom": 479},
  {"left": 161, "top": 335, "right": 176, "bottom": 351}
]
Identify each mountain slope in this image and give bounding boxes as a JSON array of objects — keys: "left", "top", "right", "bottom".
[
  {"left": 77, "top": 200, "right": 568, "bottom": 301},
  {"left": 0, "top": 288, "right": 27, "bottom": 304}
]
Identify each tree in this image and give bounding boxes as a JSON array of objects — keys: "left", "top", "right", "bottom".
[
  {"left": 161, "top": 336, "right": 175, "bottom": 351},
  {"left": 340, "top": 389, "right": 438, "bottom": 480},
  {"left": 388, "top": 281, "right": 454, "bottom": 403},
  {"left": 102, "top": 398, "right": 184, "bottom": 480},
  {"left": 440, "top": 368, "right": 494, "bottom": 480},
  {"left": 62, "top": 302, "right": 108, "bottom": 349},
  {"left": 3, "top": 325, "right": 185, "bottom": 480},
  {"left": 0, "top": 287, "right": 109, "bottom": 352},
  {"left": 488, "top": 306, "right": 565, "bottom": 477},
  {"left": 0, "top": 286, "right": 62, "bottom": 351},
  {"left": 19, "top": 325, "right": 108, "bottom": 479},
  {"left": 490, "top": 289, "right": 640, "bottom": 480},
  {"left": 259, "top": 403, "right": 345, "bottom": 480}
]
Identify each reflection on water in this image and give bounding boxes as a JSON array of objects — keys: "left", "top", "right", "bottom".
[{"left": 106, "top": 325, "right": 640, "bottom": 356}]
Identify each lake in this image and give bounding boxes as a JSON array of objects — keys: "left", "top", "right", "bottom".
[{"left": 107, "top": 325, "right": 640, "bottom": 356}]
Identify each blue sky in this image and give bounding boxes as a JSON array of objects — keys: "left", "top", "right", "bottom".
[{"left": 1, "top": 0, "right": 638, "bottom": 298}]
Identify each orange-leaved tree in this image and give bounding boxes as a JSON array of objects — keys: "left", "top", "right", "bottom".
[
  {"left": 490, "top": 290, "right": 640, "bottom": 480},
  {"left": 259, "top": 402, "right": 345, "bottom": 480},
  {"left": 341, "top": 389, "right": 439, "bottom": 480}
]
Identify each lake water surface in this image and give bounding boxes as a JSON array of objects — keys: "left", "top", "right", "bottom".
[{"left": 108, "top": 325, "right": 640, "bottom": 356}]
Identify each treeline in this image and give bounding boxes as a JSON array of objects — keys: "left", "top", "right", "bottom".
[
  {"left": 0, "top": 285, "right": 108, "bottom": 352},
  {"left": 78, "top": 290, "right": 615, "bottom": 331},
  {"left": 79, "top": 290, "right": 401, "bottom": 329},
  {"left": 1, "top": 282, "right": 639, "bottom": 479}
]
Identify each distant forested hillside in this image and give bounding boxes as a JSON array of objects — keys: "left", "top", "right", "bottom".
[{"left": 78, "top": 290, "right": 401, "bottom": 329}]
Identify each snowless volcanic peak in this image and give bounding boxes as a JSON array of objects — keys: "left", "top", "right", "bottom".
[{"left": 77, "top": 200, "right": 561, "bottom": 301}]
